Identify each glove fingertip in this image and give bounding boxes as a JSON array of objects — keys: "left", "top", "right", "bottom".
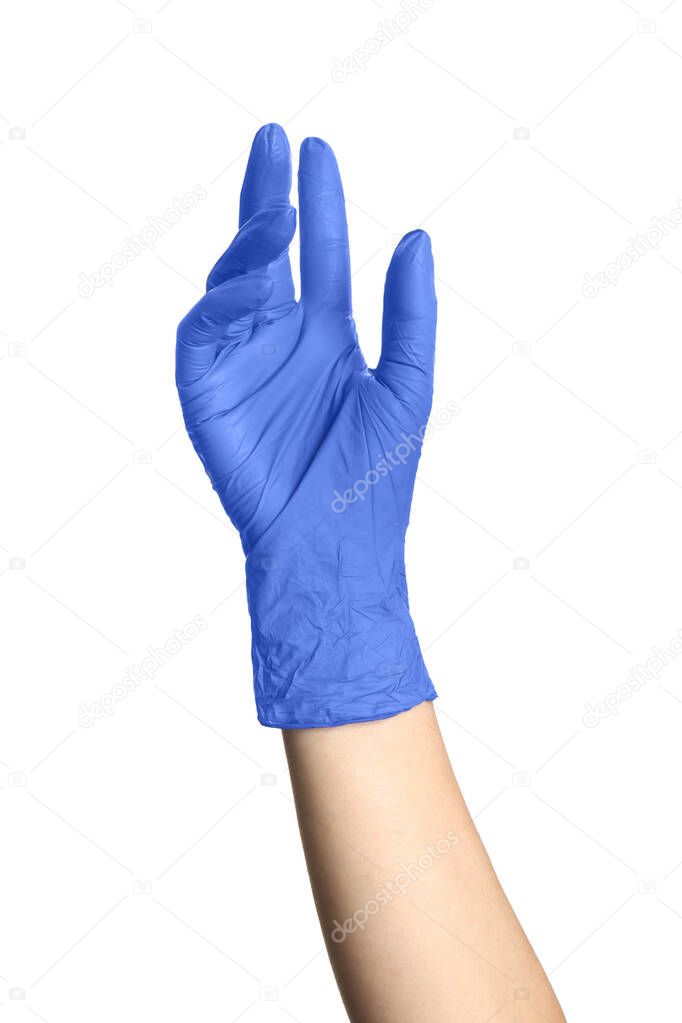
[
  {"left": 268, "top": 202, "right": 297, "bottom": 244},
  {"left": 391, "top": 230, "right": 434, "bottom": 276},
  {"left": 245, "top": 273, "right": 277, "bottom": 305}
]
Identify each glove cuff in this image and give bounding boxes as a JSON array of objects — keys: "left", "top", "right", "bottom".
[
  {"left": 254, "top": 652, "right": 437, "bottom": 730},
  {"left": 246, "top": 551, "right": 436, "bottom": 729}
]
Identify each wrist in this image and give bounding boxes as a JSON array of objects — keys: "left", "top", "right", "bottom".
[{"left": 245, "top": 548, "right": 436, "bottom": 728}]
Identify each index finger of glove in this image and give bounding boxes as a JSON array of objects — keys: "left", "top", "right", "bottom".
[{"left": 176, "top": 274, "right": 274, "bottom": 385}]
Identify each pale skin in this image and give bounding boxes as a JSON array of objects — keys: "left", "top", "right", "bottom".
[{"left": 284, "top": 703, "right": 566, "bottom": 1022}]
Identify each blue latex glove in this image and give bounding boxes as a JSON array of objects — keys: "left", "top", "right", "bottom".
[{"left": 177, "top": 124, "right": 437, "bottom": 728}]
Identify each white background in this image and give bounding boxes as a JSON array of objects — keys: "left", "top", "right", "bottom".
[{"left": 2, "top": 1, "right": 682, "bottom": 1019}]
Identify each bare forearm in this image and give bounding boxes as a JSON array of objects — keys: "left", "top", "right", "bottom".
[{"left": 284, "top": 702, "right": 565, "bottom": 1023}]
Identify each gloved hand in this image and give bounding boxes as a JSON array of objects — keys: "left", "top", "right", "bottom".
[{"left": 176, "top": 124, "right": 437, "bottom": 728}]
